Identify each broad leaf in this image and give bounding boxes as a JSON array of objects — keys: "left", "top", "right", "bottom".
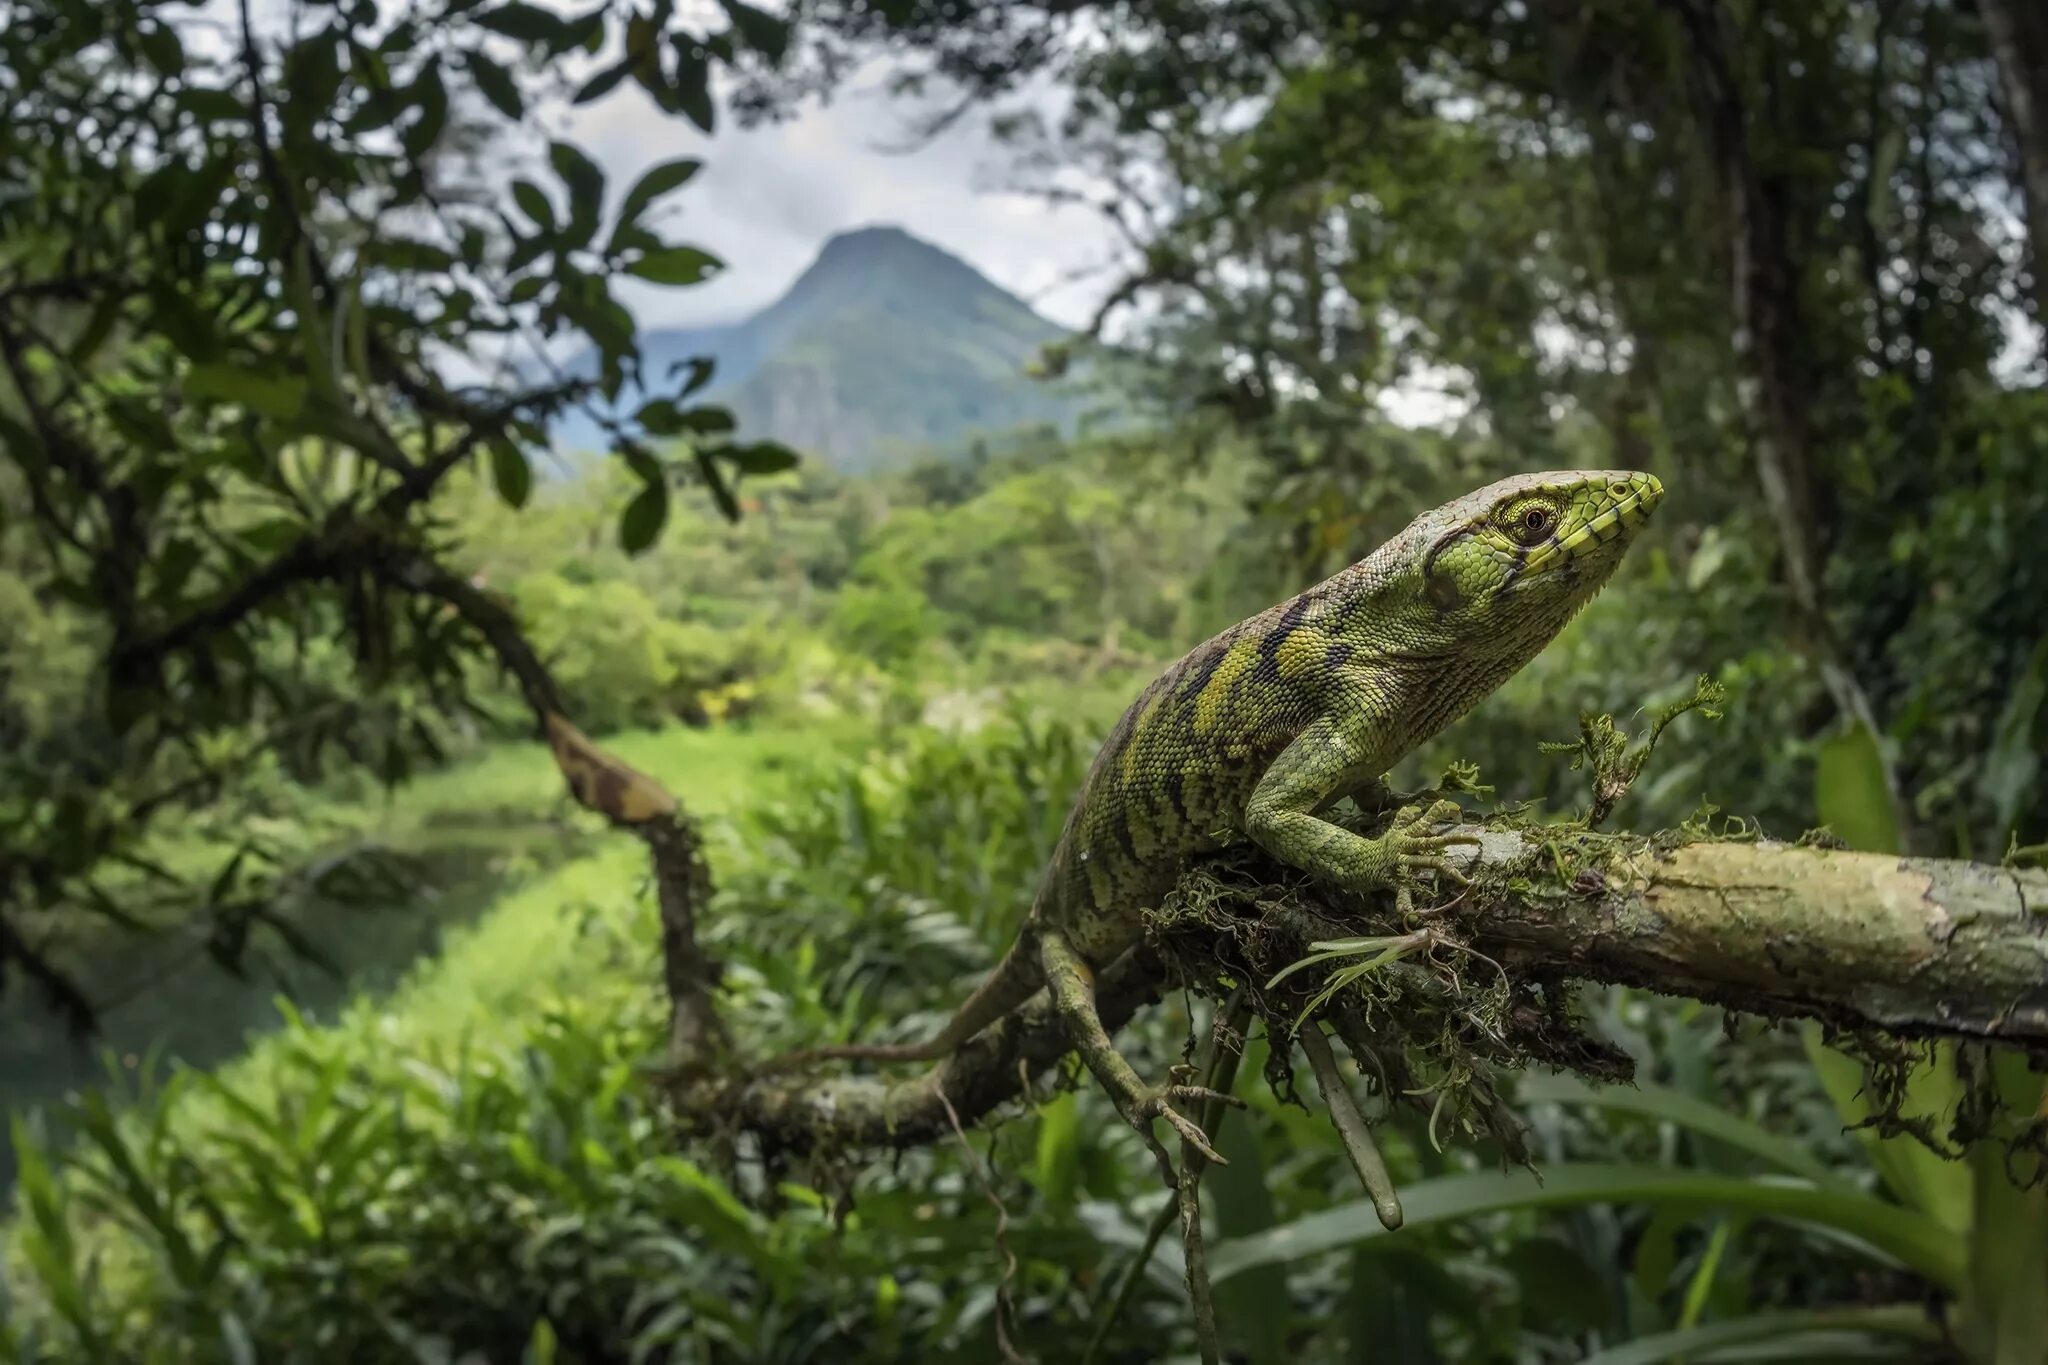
[
  {"left": 184, "top": 364, "right": 308, "bottom": 421},
  {"left": 619, "top": 481, "right": 669, "bottom": 553},
  {"left": 465, "top": 51, "right": 523, "bottom": 119},
  {"left": 1575, "top": 1305, "right": 1941, "bottom": 1365},
  {"left": 548, "top": 140, "right": 607, "bottom": 214},
  {"left": 1207, "top": 1163, "right": 1964, "bottom": 1292},
  {"left": 617, "top": 158, "right": 702, "bottom": 227},
  {"left": 1516, "top": 1074, "right": 1846, "bottom": 1188},
  {"left": 490, "top": 441, "right": 531, "bottom": 508},
  {"left": 628, "top": 247, "right": 722, "bottom": 285}
]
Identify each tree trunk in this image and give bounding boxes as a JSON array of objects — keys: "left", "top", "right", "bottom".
[
  {"left": 1977, "top": 0, "right": 2048, "bottom": 322},
  {"left": 1660, "top": 0, "right": 1913, "bottom": 843}
]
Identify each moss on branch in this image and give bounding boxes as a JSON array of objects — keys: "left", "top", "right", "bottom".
[{"left": 675, "top": 809, "right": 2048, "bottom": 1166}]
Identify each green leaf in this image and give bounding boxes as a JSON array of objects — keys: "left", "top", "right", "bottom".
[
  {"left": 617, "top": 158, "right": 703, "bottom": 227},
  {"left": 1032, "top": 1092, "right": 1082, "bottom": 1210},
  {"left": 138, "top": 21, "right": 186, "bottom": 77},
  {"left": 1342, "top": 1250, "right": 1455, "bottom": 1364},
  {"left": 670, "top": 36, "right": 715, "bottom": 132},
  {"left": 619, "top": 438, "right": 663, "bottom": 487},
  {"left": 177, "top": 87, "right": 246, "bottom": 122},
  {"left": 719, "top": 0, "right": 789, "bottom": 61},
  {"left": 185, "top": 363, "right": 308, "bottom": 420},
  {"left": 628, "top": 247, "right": 723, "bottom": 285},
  {"left": 1982, "top": 637, "right": 2048, "bottom": 844},
  {"left": 490, "top": 441, "right": 531, "bottom": 508},
  {"left": 1516, "top": 1074, "right": 1846, "bottom": 1188},
  {"left": 1575, "top": 1305, "right": 1942, "bottom": 1365},
  {"left": 472, "top": 2, "right": 567, "bottom": 43},
  {"left": 1212, "top": 1115, "right": 1287, "bottom": 1365},
  {"left": 512, "top": 180, "right": 555, "bottom": 233},
  {"left": 620, "top": 481, "right": 669, "bottom": 553},
  {"left": 718, "top": 441, "right": 799, "bottom": 475},
  {"left": 671, "top": 355, "right": 716, "bottom": 398},
  {"left": 677, "top": 407, "right": 736, "bottom": 436},
  {"left": 548, "top": 140, "right": 606, "bottom": 213},
  {"left": 403, "top": 61, "right": 450, "bottom": 159},
  {"left": 564, "top": 6, "right": 606, "bottom": 55},
  {"left": 1964, "top": 1050, "right": 2048, "bottom": 1361},
  {"left": 1815, "top": 720, "right": 1899, "bottom": 854},
  {"left": 465, "top": 51, "right": 524, "bottom": 119},
  {"left": 1801, "top": 1029, "right": 1972, "bottom": 1232},
  {"left": 524, "top": 1317, "right": 559, "bottom": 1365},
  {"left": 574, "top": 57, "right": 633, "bottom": 105},
  {"left": 69, "top": 292, "right": 127, "bottom": 367},
  {"left": 219, "top": 1312, "right": 258, "bottom": 1365},
  {"left": 693, "top": 446, "right": 741, "bottom": 521},
  {"left": 634, "top": 399, "right": 686, "bottom": 435},
  {"left": 362, "top": 236, "right": 457, "bottom": 272},
  {"left": 1501, "top": 1236, "right": 1611, "bottom": 1333},
  {"left": 1206, "top": 1163, "right": 1966, "bottom": 1292}
]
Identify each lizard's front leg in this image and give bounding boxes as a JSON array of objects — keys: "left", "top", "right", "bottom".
[
  {"left": 1244, "top": 717, "right": 1477, "bottom": 911},
  {"left": 1038, "top": 927, "right": 1243, "bottom": 1185}
]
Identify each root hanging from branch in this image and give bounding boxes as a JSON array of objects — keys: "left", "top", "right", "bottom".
[{"left": 1296, "top": 1022, "right": 1404, "bottom": 1230}]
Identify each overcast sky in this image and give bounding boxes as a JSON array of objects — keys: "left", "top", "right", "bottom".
[{"left": 553, "top": 64, "right": 1124, "bottom": 334}]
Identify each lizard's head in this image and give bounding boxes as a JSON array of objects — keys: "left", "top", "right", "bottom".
[{"left": 1397, "top": 469, "right": 1663, "bottom": 660}]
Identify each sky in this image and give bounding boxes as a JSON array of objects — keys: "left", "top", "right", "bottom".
[
  {"left": 554, "top": 62, "right": 1125, "bottom": 334},
  {"left": 196, "top": 0, "right": 1126, "bottom": 336},
  {"left": 541, "top": 60, "right": 1469, "bottom": 424}
]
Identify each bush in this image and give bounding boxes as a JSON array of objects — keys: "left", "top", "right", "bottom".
[{"left": 511, "top": 574, "right": 782, "bottom": 734}]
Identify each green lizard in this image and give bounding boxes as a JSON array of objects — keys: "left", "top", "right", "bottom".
[{"left": 774, "top": 469, "right": 1664, "bottom": 1171}]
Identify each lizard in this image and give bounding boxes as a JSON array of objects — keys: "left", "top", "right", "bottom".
[{"left": 770, "top": 469, "right": 1665, "bottom": 1174}]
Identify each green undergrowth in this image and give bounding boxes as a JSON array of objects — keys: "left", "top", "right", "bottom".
[
  {"left": 0, "top": 687, "right": 1147, "bottom": 1362},
  {"left": 3, "top": 682, "right": 2030, "bottom": 1363}
]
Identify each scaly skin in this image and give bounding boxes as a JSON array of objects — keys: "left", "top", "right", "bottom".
[{"left": 772, "top": 470, "right": 1665, "bottom": 1176}]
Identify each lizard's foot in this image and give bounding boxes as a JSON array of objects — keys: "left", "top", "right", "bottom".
[
  {"left": 1037, "top": 926, "right": 1248, "bottom": 1184},
  {"left": 1362, "top": 801, "right": 1482, "bottom": 914}
]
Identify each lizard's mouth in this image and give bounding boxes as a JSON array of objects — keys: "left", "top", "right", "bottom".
[{"left": 1522, "top": 473, "right": 1664, "bottom": 575}]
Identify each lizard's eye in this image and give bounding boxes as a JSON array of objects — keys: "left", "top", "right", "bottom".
[{"left": 1508, "top": 504, "right": 1556, "bottom": 544}]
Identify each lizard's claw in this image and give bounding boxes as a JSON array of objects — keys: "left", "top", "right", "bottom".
[{"left": 1374, "top": 801, "right": 1482, "bottom": 914}]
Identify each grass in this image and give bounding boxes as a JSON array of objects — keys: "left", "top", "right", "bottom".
[
  {"left": 0, "top": 716, "right": 874, "bottom": 1187},
  {"left": 5, "top": 668, "right": 1124, "bottom": 1103}
]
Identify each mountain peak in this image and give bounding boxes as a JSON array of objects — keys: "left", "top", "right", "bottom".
[
  {"left": 789, "top": 223, "right": 1024, "bottom": 311},
  {"left": 815, "top": 223, "right": 943, "bottom": 260},
  {"left": 552, "top": 225, "right": 1080, "bottom": 471}
]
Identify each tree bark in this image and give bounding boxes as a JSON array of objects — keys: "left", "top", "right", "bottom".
[
  {"left": 1977, "top": 0, "right": 2048, "bottom": 322},
  {"left": 687, "top": 829, "right": 2048, "bottom": 1156}
]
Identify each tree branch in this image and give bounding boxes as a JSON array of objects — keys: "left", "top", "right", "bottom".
[
  {"left": 369, "top": 543, "right": 728, "bottom": 1074},
  {"left": 688, "top": 826, "right": 2048, "bottom": 1156}
]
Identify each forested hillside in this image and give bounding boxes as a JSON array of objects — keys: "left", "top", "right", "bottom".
[
  {"left": 2, "top": 1, "right": 2046, "bottom": 1363},
  {"left": 550, "top": 225, "right": 1091, "bottom": 470}
]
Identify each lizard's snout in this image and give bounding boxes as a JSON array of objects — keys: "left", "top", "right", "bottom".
[{"left": 1615, "top": 471, "right": 1663, "bottom": 528}]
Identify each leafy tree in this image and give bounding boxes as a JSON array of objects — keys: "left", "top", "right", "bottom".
[
  {"left": 755, "top": 0, "right": 2048, "bottom": 856},
  {"left": 0, "top": 0, "right": 794, "bottom": 1020}
]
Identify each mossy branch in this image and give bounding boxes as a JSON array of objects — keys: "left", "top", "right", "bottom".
[{"left": 682, "top": 816, "right": 2048, "bottom": 1161}]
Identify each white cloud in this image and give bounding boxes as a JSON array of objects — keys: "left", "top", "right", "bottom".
[{"left": 558, "top": 62, "right": 1126, "bottom": 332}]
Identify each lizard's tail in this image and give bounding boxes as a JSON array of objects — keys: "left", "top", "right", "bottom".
[{"left": 760, "top": 932, "right": 1044, "bottom": 1073}]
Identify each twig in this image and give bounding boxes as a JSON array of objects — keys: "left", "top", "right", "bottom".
[
  {"left": 1178, "top": 1162, "right": 1219, "bottom": 1365},
  {"left": 1083, "top": 992, "right": 1250, "bottom": 1365}
]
